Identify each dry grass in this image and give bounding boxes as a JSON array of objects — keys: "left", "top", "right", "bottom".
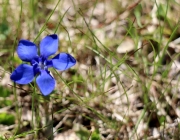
[{"left": 0, "top": 0, "right": 180, "bottom": 139}]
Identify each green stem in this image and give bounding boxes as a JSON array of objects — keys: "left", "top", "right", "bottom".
[{"left": 43, "top": 96, "right": 53, "bottom": 140}]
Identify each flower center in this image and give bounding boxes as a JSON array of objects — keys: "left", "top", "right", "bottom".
[
  {"left": 38, "top": 60, "right": 47, "bottom": 70},
  {"left": 31, "top": 56, "right": 49, "bottom": 74}
]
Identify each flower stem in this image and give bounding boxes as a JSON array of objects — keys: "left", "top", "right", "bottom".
[
  {"left": 43, "top": 96, "right": 53, "bottom": 140},
  {"left": 13, "top": 83, "right": 20, "bottom": 135}
]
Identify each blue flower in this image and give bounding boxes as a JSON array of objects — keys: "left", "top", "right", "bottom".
[{"left": 10, "top": 34, "right": 76, "bottom": 96}]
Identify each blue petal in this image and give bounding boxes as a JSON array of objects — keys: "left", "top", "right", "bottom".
[
  {"left": 17, "top": 40, "right": 38, "bottom": 62},
  {"left": 40, "top": 34, "right": 58, "bottom": 58},
  {"left": 52, "top": 53, "right": 76, "bottom": 70},
  {"left": 36, "top": 71, "right": 55, "bottom": 96},
  {"left": 10, "top": 64, "right": 34, "bottom": 84},
  {"left": 46, "top": 60, "right": 53, "bottom": 68}
]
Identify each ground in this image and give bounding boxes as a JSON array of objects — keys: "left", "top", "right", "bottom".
[{"left": 0, "top": 0, "right": 180, "bottom": 139}]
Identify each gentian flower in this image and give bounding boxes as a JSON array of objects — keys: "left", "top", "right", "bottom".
[{"left": 10, "top": 34, "right": 76, "bottom": 96}]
